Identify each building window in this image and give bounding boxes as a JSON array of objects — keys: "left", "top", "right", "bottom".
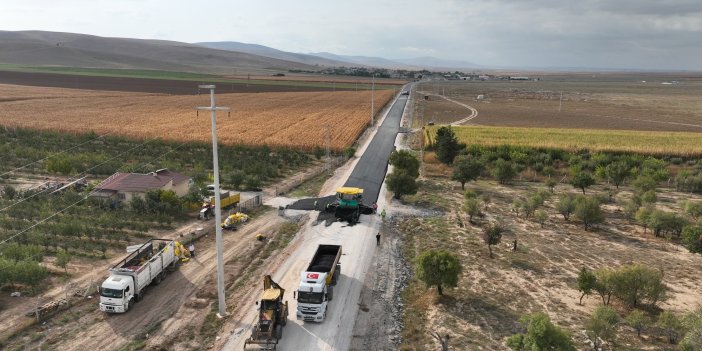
[{"left": 118, "top": 193, "right": 126, "bottom": 200}]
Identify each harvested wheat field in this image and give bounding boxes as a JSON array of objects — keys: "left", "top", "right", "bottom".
[{"left": 0, "top": 84, "right": 395, "bottom": 150}]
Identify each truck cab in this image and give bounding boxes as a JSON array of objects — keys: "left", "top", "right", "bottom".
[
  {"left": 99, "top": 275, "right": 135, "bottom": 313},
  {"left": 296, "top": 272, "right": 330, "bottom": 322}
]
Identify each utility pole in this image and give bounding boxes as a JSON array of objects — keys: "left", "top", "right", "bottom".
[
  {"left": 370, "top": 74, "right": 376, "bottom": 126},
  {"left": 325, "top": 124, "right": 332, "bottom": 175},
  {"left": 196, "top": 85, "right": 229, "bottom": 317},
  {"left": 559, "top": 91, "right": 563, "bottom": 113}
]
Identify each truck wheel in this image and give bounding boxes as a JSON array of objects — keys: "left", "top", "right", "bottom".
[
  {"left": 154, "top": 273, "right": 162, "bottom": 285},
  {"left": 281, "top": 312, "right": 288, "bottom": 326},
  {"left": 135, "top": 293, "right": 141, "bottom": 302},
  {"left": 276, "top": 324, "right": 283, "bottom": 340},
  {"left": 327, "top": 286, "right": 334, "bottom": 301},
  {"left": 128, "top": 298, "right": 134, "bottom": 311}
]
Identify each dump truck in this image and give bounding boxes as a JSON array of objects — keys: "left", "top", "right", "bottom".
[
  {"left": 199, "top": 191, "right": 240, "bottom": 220},
  {"left": 324, "top": 187, "right": 374, "bottom": 224},
  {"left": 295, "top": 244, "right": 341, "bottom": 322},
  {"left": 244, "top": 275, "right": 289, "bottom": 350},
  {"left": 98, "top": 239, "right": 180, "bottom": 313}
]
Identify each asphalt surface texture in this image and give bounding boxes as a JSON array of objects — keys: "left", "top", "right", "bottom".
[{"left": 288, "top": 94, "right": 408, "bottom": 212}]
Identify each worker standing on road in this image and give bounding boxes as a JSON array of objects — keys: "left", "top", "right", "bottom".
[
  {"left": 376, "top": 232, "right": 381, "bottom": 246},
  {"left": 189, "top": 242, "right": 195, "bottom": 258},
  {"left": 380, "top": 208, "right": 386, "bottom": 221}
]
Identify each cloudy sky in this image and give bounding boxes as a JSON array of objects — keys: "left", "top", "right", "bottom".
[{"left": 2, "top": 0, "right": 702, "bottom": 70}]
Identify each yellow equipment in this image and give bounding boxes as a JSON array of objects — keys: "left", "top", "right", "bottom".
[{"left": 244, "top": 275, "right": 289, "bottom": 350}]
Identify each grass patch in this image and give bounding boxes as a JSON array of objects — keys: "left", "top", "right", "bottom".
[
  {"left": 402, "top": 179, "right": 452, "bottom": 211},
  {"left": 116, "top": 320, "right": 162, "bottom": 351},
  {"left": 426, "top": 125, "right": 702, "bottom": 157},
  {"left": 287, "top": 171, "right": 330, "bottom": 197},
  {"left": 199, "top": 305, "right": 226, "bottom": 345}
]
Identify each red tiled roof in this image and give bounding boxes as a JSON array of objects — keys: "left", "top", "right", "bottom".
[{"left": 96, "top": 169, "right": 190, "bottom": 193}]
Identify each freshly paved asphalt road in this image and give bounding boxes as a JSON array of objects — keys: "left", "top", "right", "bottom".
[{"left": 288, "top": 94, "right": 408, "bottom": 211}]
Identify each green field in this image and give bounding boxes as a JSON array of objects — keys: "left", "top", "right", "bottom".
[
  {"left": 426, "top": 125, "right": 702, "bottom": 157},
  {"left": 0, "top": 64, "right": 399, "bottom": 90}
]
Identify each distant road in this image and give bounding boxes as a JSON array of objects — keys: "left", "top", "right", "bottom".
[{"left": 288, "top": 93, "right": 408, "bottom": 213}]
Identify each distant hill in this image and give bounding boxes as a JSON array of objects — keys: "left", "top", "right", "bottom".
[
  {"left": 311, "top": 52, "right": 479, "bottom": 70},
  {"left": 196, "top": 41, "right": 350, "bottom": 67},
  {"left": 0, "top": 31, "right": 318, "bottom": 74}
]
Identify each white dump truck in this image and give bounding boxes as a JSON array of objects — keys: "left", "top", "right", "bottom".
[
  {"left": 99, "top": 238, "right": 179, "bottom": 313},
  {"left": 294, "top": 244, "right": 341, "bottom": 322}
]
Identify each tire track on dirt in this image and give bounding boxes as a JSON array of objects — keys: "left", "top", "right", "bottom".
[{"left": 417, "top": 91, "right": 479, "bottom": 125}]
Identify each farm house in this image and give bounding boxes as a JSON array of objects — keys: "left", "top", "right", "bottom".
[{"left": 92, "top": 168, "right": 192, "bottom": 202}]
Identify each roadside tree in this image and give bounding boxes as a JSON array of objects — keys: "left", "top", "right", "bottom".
[
  {"left": 434, "top": 126, "right": 464, "bottom": 164},
  {"left": 389, "top": 150, "right": 420, "bottom": 177},
  {"left": 385, "top": 169, "right": 418, "bottom": 199},
  {"left": 415, "top": 250, "right": 462, "bottom": 296}
]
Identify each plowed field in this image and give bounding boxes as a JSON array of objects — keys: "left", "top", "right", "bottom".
[{"left": 0, "top": 84, "right": 395, "bottom": 151}]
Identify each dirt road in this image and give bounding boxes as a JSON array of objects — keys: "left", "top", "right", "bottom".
[
  {"left": 417, "top": 90, "right": 479, "bottom": 125},
  {"left": 53, "top": 210, "right": 287, "bottom": 351}
]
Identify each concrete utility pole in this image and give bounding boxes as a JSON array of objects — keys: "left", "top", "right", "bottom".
[
  {"left": 559, "top": 90, "right": 563, "bottom": 113},
  {"left": 325, "top": 124, "right": 332, "bottom": 175},
  {"left": 370, "top": 74, "right": 376, "bottom": 126},
  {"left": 196, "top": 85, "right": 229, "bottom": 317}
]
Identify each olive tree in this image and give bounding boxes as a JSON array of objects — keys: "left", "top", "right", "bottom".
[
  {"left": 585, "top": 306, "right": 619, "bottom": 349},
  {"left": 682, "top": 225, "right": 702, "bottom": 254},
  {"left": 482, "top": 223, "right": 504, "bottom": 258},
  {"left": 451, "top": 155, "right": 483, "bottom": 190},
  {"left": 415, "top": 250, "right": 462, "bottom": 296},
  {"left": 574, "top": 195, "right": 604, "bottom": 231},
  {"left": 577, "top": 267, "right": 597, "bottom": 305},
  {"left": 507, "top": 312, "right": 575, "bottom": 351},
  {"left": 626, "top": 310, "right": 650, "bottom": 337}
]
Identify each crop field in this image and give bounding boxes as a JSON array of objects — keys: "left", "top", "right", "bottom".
[
  {"left": 425, "top": 125, "right": 702, "bottom": 157},
  {"left": 0, "top": 84, "right": 395, "bottom": 151},
  {"left": 0, "top": 69, "right": 402, "bottom": 94},
  {"left": 415, "top": 73, "right": 702, "bottom": 133}
]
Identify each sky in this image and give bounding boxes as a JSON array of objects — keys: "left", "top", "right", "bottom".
[{"left": 2, "top": 0, "right": 702, "bottom": 70}]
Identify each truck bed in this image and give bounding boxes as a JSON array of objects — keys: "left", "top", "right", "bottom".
[{"left": 307, "top": 245, "right": 341, "bottom": 272}]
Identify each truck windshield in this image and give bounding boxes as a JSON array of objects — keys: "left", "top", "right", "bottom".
[
  {"left": 297, "top": 291, "right": 323, "bottom": 304},
  {"left": 100, "top": 287, "right": 123, "bottom": 298}
]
